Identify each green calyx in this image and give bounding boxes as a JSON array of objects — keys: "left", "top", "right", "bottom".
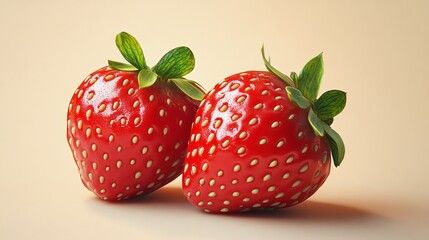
[
  {"left": 262, "top": 46, "right": 347, "bottom": 167},
  {"left": 108, "top": 32, "right": 205, "bottom": 100}
]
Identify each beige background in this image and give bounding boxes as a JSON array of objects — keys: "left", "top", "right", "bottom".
[{"left": 1, "top": 0, "right": 428, "bottom": 239}]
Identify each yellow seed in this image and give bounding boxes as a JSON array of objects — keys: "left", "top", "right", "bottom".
[
  {"left": 113, "top": 101, "right": 119, "bottom": 110},
  {"left": 230, "top": 83, "right": 240, "bottom": 90},
  {"left": 300, "top": 164, "right": 309, "bottom": 173},
  {"left": 237, "top": 147, "right": 245, "bottom": 154},
  {"left": 271, "top": 121, "right": 279, "bottom": 128},
  {"left": 201, "top": 119, "right": 209, "bottom": 127},
  {"left": 232, "top": 114, "right": 240, "bottom": 121},
  {"left": 205, "top": 103, "right": 212, "bottom": 112},
  {"left": 105, "top": 75, "right": 114, "bottom": 81},
  {"left": 142, "top": 146, "right": 148, "bottom": 155},
  {"left": 292, "top": 180, "right": 301, "bottom": 188},
  {"left": 269, "top": 160, "right": 278, "bottom": 168},
  {"left": 207, "top": 133, "right": 215, "bottom": 142},
  {"left": 133, "top": 100, "right": 139, "bottom": 108},
  {"left": 254, "top": 103, "right": 263, "bottom": 110},
  {"left": 86, "top": 128, "right": 91, "bottom": 138},
  {"left": 87, "top": 92, "right": 94, "bottom": 100},
  {"left": 98, "top": 104, "right": 106, "bottom": 112},
  {"left": 214, "top": 120, "right": 222, "bottom": 128},
  {"left": 202, "top": 163, "right": 208, "bottom": 172},
  {"left": 239, "top": 132, "right": 247, "bottom": 139},
  {"left": 263, "top": 174, "right": 271, "bottom": 181},
  {"left": 195, "top": 116, "right": 201, "bottom": 124},
  {"left": 222, "top": 140, "right": 230, "bottom": 148},
  {"left": 159, "top": 109, "right": 165, "bottom": 117},
  {"left": 236, "top": 96, "right": 246, "bottom": 103},
  {"left": 249, "top": 118, "right": 258, "bottom": 125},
  {"left": 146, "top": 160, "right": 153, "bottom": 168},
  {"left": 209, "top": 145, "right": 216, "bottom": 155}
]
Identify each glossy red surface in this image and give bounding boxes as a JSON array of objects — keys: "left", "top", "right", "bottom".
[
  {"left": 183, "top": 71, "right": 331, "bottom": 212},
  {"left": 67, "top": 67, "right": 199, "bottom": 200}
]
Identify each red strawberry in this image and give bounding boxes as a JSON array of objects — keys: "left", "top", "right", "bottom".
[
  {"left": 67, "top": 32, "right": 205, "bottom": 200},
  {"left": 182, "top": 47, "right": 346, "bottom": 213}
]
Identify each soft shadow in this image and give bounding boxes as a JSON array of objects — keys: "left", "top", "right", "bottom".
[
  {"left": 91, "top": 185, "right": 188, "bottom": 205},
  {"left": 87, "top": 186, "right": 384, "bottom": 223},
  {"left": 226, "top": 200, "right": 383, "bottom": 222}
]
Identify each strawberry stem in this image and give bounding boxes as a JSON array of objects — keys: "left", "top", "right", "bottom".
[{"left": 107, "top": 32, "right": 205, "bottom": 100}]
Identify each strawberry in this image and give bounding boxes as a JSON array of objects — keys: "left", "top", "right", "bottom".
[
  {"left": 67, "top": 32, "right": 205, "bottom": 200},
  {"left": 182, "top": 47, "right": 346, "bottom": 213}
]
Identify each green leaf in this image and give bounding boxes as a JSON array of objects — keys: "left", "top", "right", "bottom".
[
  {"left": 297, "top": 53, "right": 324, "bottom": 101},
  {"left": 116, "top": 32, "right": 148, "bottom": 70},
  {"left": 108, "top": 60, "right": 138, "bottom": 71},
  {"left": 261, "top": 45, "right": 295, "bottom": 86},
  {"left": 187, "top": 80, "right": 206, "bottom": 93},
  {"left": 153, "top": 47, "right": 195, "bottom": 79},
  {"left": 322, "top": 122, "right": 345, "bottom": 167},
  {"left": 138, "top": 69, "right": 158, "bottom": 88},
  {"left": 314, "top": 90, "right": 347, "bottom": 120},
  {"left": 290, "top": 72, "right": 298, "bottom": 84},
  {"left": 308, "top": 108, "right": 325, "bottom": 137},
  {"left": 170, "top": 78, "right": 205, "bottom": 100},
  {"left": 285, "top": 86, "right": 310, "bottom": 109},
  {"left": 324, "top": 118, "right": 334, "bottom": 126}
]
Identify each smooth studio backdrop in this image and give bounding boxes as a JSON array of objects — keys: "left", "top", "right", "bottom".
[{"left": 1, "top": 0, "right": 428, "bottom": 239}]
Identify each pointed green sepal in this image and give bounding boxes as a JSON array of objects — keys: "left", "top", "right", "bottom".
[
  {"left": 314, "top": 90, "right": 347, "bottom": 120},
  {"left": 170, "top": 78, "right": 205, "bottom": 101},
  {"left": 138, "top": 69, "right": 158, "bottom": 88},
  {"left": 115, "top": 32, "right": 148, "bottom": 70},
  {"left": 308, "top": 108, "right": 325, "bottom": 137},
  {"left": 322, "top": 122, "right": 345, "bottom": 167},
  {"left": 285, "top": 86, "right": 310, "bottom": 109},
  {"left": 153, "top": 47, "right": 195, "bottom": 79},
  {"left": 297, "top": 53, "right": 324, "bottom": 102},
  {"left": 108, "top": 60, "right": 138, "bottom": 71},
  {"left": 261, "top": 46, "right": 295, "bottom": 86},
  {"left": 290, "top": 72, "right": 298, "bottom": 84}
]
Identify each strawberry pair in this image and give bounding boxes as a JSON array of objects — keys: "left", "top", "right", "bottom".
[{"left": 67, "top": 32, "right": 346, "bottom": 213}]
